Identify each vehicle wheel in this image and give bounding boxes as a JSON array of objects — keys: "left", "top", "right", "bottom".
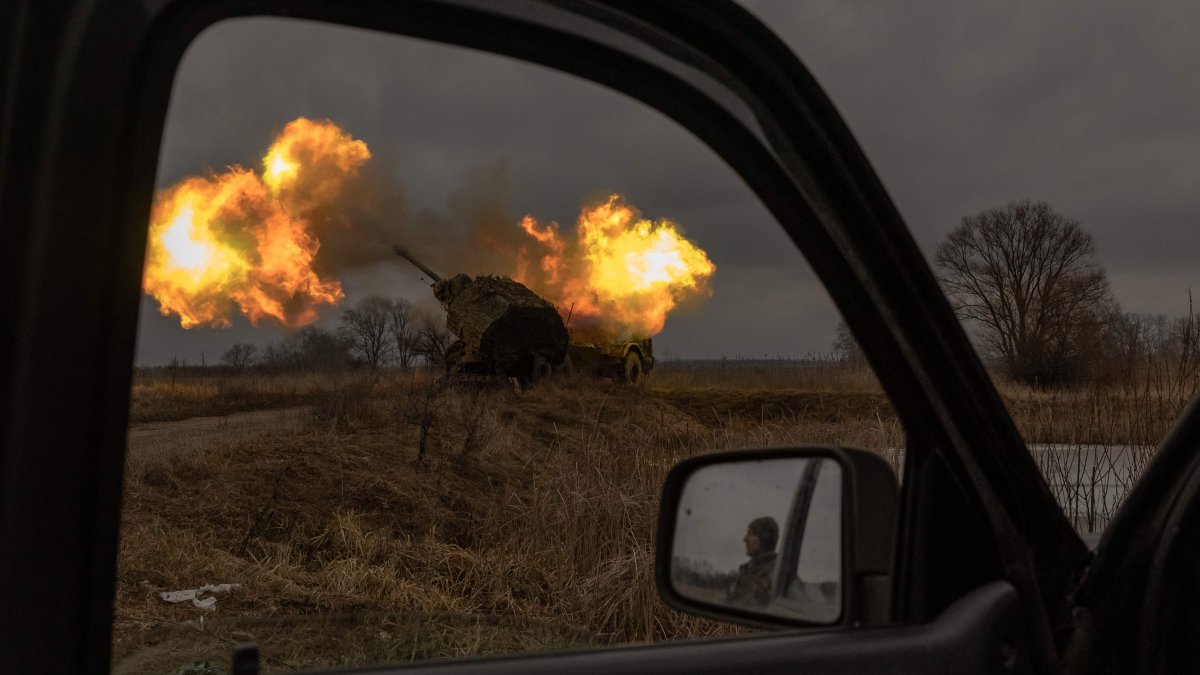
[
  {"left": 516, "top": 355, "right": 552, "bottom": 392},
  {"left": 624, "top": 351, "right": 645, "bottom": 385},
  {"left": 531, "top": 354, "right": 553, "bottom": 382},
  {"left": 554, "top": 354, "right": 574, "bottom": 377}
]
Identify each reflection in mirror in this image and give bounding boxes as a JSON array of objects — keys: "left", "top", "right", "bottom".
[{"left": 670, "top": 457, "right": 841, "bottom": 624}]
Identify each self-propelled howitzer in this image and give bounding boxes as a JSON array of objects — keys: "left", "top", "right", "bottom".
[{"left": 393, "top": 245, "right": 569, "bottom": 385}]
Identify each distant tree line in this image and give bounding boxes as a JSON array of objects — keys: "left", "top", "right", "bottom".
[
  {"left": 834, "top": 199, "right": 1199, "bottom": 388},
  {"left": 202, "top": 296, "right": 452, "bottom": 375},
  {"left": 1100, "top": 308, "right": 1200, "bottom": 384}
]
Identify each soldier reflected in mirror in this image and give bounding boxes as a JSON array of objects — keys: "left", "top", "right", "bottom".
[
  {"left": 726, "top": 516, "right": 780, "bottom": 608},
  {"left": 669, "top": 457, "right": 844, "bottom": 624}
]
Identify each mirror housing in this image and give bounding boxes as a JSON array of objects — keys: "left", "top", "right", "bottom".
[{"left": 656, "top": 447, "right": 898, "bottom": 629}]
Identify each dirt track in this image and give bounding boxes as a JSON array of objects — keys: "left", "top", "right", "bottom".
[{"left": 125, "top": 407, "right": 309, "bottom": 457}]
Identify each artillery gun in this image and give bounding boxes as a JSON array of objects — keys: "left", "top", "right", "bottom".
[
  {"left": 394, "top": 245, "right": 653, "bottom": 387},
  {"left": 394, "top": 245, "right": 569, "bottom": 387}
]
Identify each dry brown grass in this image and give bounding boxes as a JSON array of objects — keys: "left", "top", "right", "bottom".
[
  {"left": 128, "top": 372, "right": 349, "bottom": 424},
  {"left": 650, "top": 360, "right": 884, "bottom": 393},
  {"left": 115, "top": 366, "right": 905, "bottom": 672},
  {"left": 115, "top": 360, "right": 1196, "bottom": 672},
  {"left": 995, "top": 363, "right": 1199, "bottom": 531},
  {"left": 1000, "top": 380, "right": 1197, "bottom": 447}
]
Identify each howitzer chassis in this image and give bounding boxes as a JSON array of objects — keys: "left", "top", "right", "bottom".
[
  {"left": 437, "top": 273, "right": 570, "bottom": 385},
  {"left": 395, "top": 246, "right": 652, "bottom": 387},
  {"left": 394, "top": 246, "right": 569, "bottom": 386}
]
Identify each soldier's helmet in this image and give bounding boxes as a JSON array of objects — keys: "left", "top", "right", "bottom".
[{"left": 748, "top": 516, "right": 779, "bottom": 551}]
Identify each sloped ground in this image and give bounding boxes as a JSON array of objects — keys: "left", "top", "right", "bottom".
[
  {"left": 117, "top": 364, "right": 1194, "bottom": 672},
  {"left": 114, "top": 371, "right": 901, "bottom": 672}
]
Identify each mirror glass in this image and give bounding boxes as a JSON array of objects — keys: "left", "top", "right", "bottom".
[{"left": 669, "top": 457, "right": 842, "bottom": 624}]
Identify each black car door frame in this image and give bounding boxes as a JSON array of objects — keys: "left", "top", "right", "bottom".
[{"left": 2, "top": 0, "right": 1138, "bottom": 672}]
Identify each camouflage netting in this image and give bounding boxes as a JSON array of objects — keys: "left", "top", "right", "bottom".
[{"left": 434, "top": 274, "right": 569, "bottom": 372}]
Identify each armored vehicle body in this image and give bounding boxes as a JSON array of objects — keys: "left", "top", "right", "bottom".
[
  {"left": 396, "top": 245, "right": 652, "bottom": 386},
  {"left": 395, "top": 246, "right": 569, "bottom": 386}
]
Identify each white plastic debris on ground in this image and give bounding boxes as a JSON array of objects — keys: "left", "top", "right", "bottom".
[{"left": 159, "top": 583, "right": 241, "bottom": 608}]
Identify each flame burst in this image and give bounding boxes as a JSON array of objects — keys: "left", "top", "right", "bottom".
[
  {"left": 516, "top": 194, "right": 715, "bottom": 339},
  {"left": 143, "top": 118, "right": 370, "bottom": 328}
]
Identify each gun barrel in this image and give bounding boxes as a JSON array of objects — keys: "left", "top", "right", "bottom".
[{"left": 392, "top": 245, "right": 443, "bottom": 284}]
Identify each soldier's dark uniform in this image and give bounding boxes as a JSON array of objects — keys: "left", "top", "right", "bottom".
[
  {"left": 727, "top": 550, "right": 779, "bottom": 607},
  {"left": 726, "top": 516, "right": 780, "bottom": 608}
]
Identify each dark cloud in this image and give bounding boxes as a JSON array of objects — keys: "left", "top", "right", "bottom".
[
  {"left": 742, "top": 1, "right": 1200, "bottom": 300},
  {"left": 138, "top": 14, "right": 806, "bottom": 365},
  {"left": 137, "top": 4, "right": 1200, "bottom": 364}
]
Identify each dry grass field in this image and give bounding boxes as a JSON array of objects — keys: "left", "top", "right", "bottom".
[{"left": 114, "top": 361, "right": 1196, "bottom": 673}]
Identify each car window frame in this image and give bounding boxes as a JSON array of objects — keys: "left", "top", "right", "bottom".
[{"left": 0, "top": 0, "right": 1109, "bottom": 672}]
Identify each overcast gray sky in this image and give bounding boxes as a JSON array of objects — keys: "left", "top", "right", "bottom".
[{"left": 135, "top": 1, "right": 1200, "bottom": 365}]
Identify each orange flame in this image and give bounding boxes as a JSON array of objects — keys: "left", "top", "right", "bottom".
[
  {"left": 143, "top": 118, "right": 369, "bottom": 328},
  {"left": 516, "top": 194, "right": 715, "bottom": 339}
]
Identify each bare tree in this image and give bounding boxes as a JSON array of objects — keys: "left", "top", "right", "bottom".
[
  {"left": 220, "top": 343, "right": 257, "bottom": 372},
  {"left": 452, "top": 386, "right": 492, "bottom": 455},
  {"left": 1176, "top": 291, "right": 1200, "bottom": 363},
  {"left": 403, "top": 372, "right": 446, "bottom": 462},
  {"left": 166, "top": 355, "right": 185, "bottom": 387},
  {"left": 413, "top": 311, "right": 453, "bottom": 370},
  {"left": 935, "top": 200, "right": 1116, "bottom": 385},
  {"left": 289, "top": 326, "right": 355, "bottom": 373},
  {"left": 832, "top": 320, "right": 866, "bottom": 366},
  {"left": 339, "top": 296, "right": 395, "bottom": 371},
  {"left": 387, "top": 297, "right": 418, "bottom": 370}
]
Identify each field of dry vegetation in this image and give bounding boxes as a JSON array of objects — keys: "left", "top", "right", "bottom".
[{"left": 113, "top": 360, "right": 1196, "bottom": 673}]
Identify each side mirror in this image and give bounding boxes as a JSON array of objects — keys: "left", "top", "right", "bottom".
[{"left": 656, "top": 447, "right": 898, "bottom": 629}]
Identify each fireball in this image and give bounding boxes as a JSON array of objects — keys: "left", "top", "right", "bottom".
[
  {"left": 143, "top": 118, "right": 369, "bottom": 328},
  {"left": 516, "top": 194, "right": 715, "bottom": 338}
]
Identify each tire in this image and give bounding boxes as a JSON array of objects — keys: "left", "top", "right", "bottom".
[
  {"left": 532, "top": 354, "right": 553, "bottom": 382},
  {"left": 624, "top": 351, "right": 645, "bottom": 385},
  {"left": 517, "top": 354, "right": 553, "bottom": 392}
]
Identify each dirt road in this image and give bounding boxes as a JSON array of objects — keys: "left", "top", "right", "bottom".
[{"left": 125, "top": 407, "right": 309, "bottom": 458}]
